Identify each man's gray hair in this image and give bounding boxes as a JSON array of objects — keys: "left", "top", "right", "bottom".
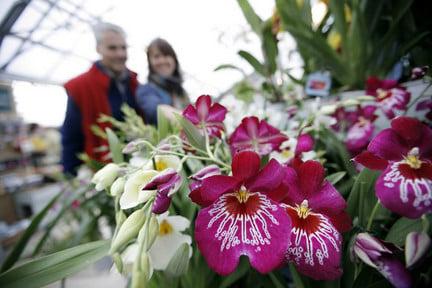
[{"left": 93, "top": 22, "right": 126, "bottom": 45}]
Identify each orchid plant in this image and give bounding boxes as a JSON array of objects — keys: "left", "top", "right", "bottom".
[{"left": 1, "top": 74, "right": 432, "bottom": 288}]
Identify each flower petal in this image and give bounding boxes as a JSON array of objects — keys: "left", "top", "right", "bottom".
[
  {"left": 285, "top": 207, "right": 342, "bottom": 280},
  {"left": 295, "top": 134, "right": 314, "bottom": 155},
  {"left": 232, "top": 151, "right": 261, "bottom": 182},
  {"left": 182, "top": 104, "right": 199, "bottom": 124},
  {"left": 354, "top": 151, "right": 388, "bottom": 170},
  {"left": 120, "top": 170, "right": 158, "bottom": 209},
  {"left": 367, "top": 129, "right": 408, "bottom": 162},
  {"left": 207, "top": 103, "right": 228, "bottom": 123},
  {"left": 298, "top": 160, "right": 325, "bottom": 198},
  {"left": 375, "top": 162, "right": 432, "bottom": 218},
  {"left": 377, "top": 255, "right": 412, "bottom": 288},
  {"left": 197, "top": 175, "right": 240, "bottom": 207},
  {"left": 391, "top": 117, "right": 423, "bottom": 147},
  {"left": 405, "top": 231, "right": 431, "bottom": 268},
  {"left": 148, "top": 232, "right": 192, "bottom": 270},
  {"left": 195, "top": 192, "right": 291, "bottom": 275},
  {"left": 247, "top": 159, "right": 283, "bottom": 192},
  {"left": 195, "top": 95, "right": 212, "bottom": 121}
]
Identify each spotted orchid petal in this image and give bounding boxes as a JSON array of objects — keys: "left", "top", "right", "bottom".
[{"left": 193, "top": 151, "right": 291, "bottom": 275}]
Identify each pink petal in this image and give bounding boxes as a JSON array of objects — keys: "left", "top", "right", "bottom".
[
  {"left": 195, "top": 192, "right": 291, "bottom": 275},
  {"left": 295, "top": 134, "right": 314, "bottom": 155},
  {"left": 247, "top": 159, "right": 283, "bottom": 192},
  {"left": 367, "top": 129, "right": 408, "bottom": 161},
  {"left": 345, "top": 121, "right": 374, "bottom": 155},
  {"left": 354, "top": 151, "right": 388, "bottom": 170},
  {"left": 381, "top": 79, "right": 398, "bottom": 90},
  {"left": 276, "top": 166, "right": 303, "bottom": 204},
  {"left": 198, "top": 175, "right": 240, "bottom": 207},
  {"left": 365, "top": 76, "right": 380, "bottom": 95},
  {"left": 391, "top": 117, "right": 423, "bottom": 147},
  {"left": 328, "top": 210, "right": 352, "bottom": 233},
  {"left": 298, "top": 160, "right": 325, "bottom": 198},
  {"left": 306, "top": 181, "right": 347, "bottom": 217},
  {"left": 196, "top": 95, "right": 212, "bottom": 121},
  {"left": 416, "top": 99, "right": 432, "bottom": 111},
  {"left": 286, "top": 207, "right": 343, "bottom": 280},
  {"left": 375, "top": 162, "right": 432, "bottom": 218},
  {"left": 377, "top": 255, "right": 412, "bottom": 288},
  {"left": 182, "top": 104, "right": 199, "bottom": 124},
  {"left": 232, "top": 151, "right": 261, "bottom": 182},
  {"left": 207, "top": 103, "right": 228, "bottom": 122}
]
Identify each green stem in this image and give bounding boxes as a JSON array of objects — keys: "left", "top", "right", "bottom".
[
  {"left": 422, "top": 214, "right": 430, "bottom": 233},
  {"left": 366, "top": 201, "right": 381, "bottom": 231}
]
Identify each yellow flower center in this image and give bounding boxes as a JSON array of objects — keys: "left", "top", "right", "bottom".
[
  {"left": 404, "top": 147, "right": 422, "bottom": 169},
  {"left": 377, "top": 89, "right": 389, "bottom": 100},
  {"left": 155, "top": 160, "right": 168, "bottom": 171},
  {"left": 296, "top": 200, "right": 312, "bottom": 219},
  {"left": 281, "top": 149, "right": 294, "bottom": 159},
  {"left": 236, "top": 186, "right": 250, "bottom": 203},
  {"left": 159, "top": 219, "right": 173, "bottom": 236}
]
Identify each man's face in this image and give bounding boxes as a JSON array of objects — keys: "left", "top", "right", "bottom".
[{"left": 96, "top": 30, "right": 127, "bottom": 75}]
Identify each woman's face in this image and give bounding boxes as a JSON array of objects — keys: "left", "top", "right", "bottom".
[{"left": 148, "top": 47, "right": 176, "bottom": 77}]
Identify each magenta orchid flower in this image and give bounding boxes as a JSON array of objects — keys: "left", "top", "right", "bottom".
[
  {"left": 141, "top": 168, "right": 182, "bottom": 214},
  {"left": 353, "top": 233, "right": 412, "bottom": 288},
  {"left": 355, "top": 116, "right": 432, "bottom": 218},
  {"left": 192, "top": 151, "right": 291, "bottom": 275},
  {"left": 411, "top": 66, "right": 429, "bottom": 80},
  {"left": 228, "top": 116, "right": 288, "bottom": 156},
  {"left": 345, "top": 105, "right": 378, "bottom": 156},
  {"left": 183, "top": 95, "right": 227, "bottom": 138},
  {"left": 366, "top": 76, "right": 411, "bottom": 119},
  {"left": 278, "top": 160, "right": 352, "bottom": 280}
]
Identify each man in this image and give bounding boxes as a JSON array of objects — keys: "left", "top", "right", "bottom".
[{"left": 61, "top": 22, "right": 140, "bottom": 175}]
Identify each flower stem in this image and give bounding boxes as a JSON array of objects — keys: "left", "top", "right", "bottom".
[
  {"left": 366, "top": 201, "right": 381, "bottom": 231},
  {"left": 422, "top": 214, "right": 430, "bottom": 233}
]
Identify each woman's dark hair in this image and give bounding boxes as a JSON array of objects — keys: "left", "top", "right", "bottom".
[{"left": 146, "top": 38, "right": 183, "bottom": 82}]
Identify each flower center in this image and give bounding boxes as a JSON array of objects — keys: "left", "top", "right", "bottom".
[
  {"left": 296, "top": 200, "right": 312, "bottom": 219},
  {"left": 281, "top": 149, "right": 294, "bottom": 159},
  {"left": 159, "top": 219, "right": 173, "bottom": 236},
  {"left": 376, "top": 88, "right": 389, "bottom": 100},
  {"left": 155, "top": 160, "right": 168, "bottom": 171},
  {"left": 357, "top": 116, "right": 369, "bottom": 126},
  {"left": 404, "top": 147, "right": 422, "bottom": 169},
  {"left": 235, "top": 185, "right": 250, "bottom": 203}
]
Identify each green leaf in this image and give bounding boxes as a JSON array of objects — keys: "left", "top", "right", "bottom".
[
  {"left": 175, "top": 114, "right": 206, "bottom": 151},
  {"left": 164, "top": 243, "right": 190, "bottom": 277},
  {"left": 157, "top": 105, "right": 172, "bottom": 141},
  {"left": 288, "top": 264, "right": 306, "bottom": 288},
  {"left": 233, "top": 80, "right": 255, "bottom": 103},
  {"left": 214, "top": 64, "right": 246, "bottom": 75},
  {"left": 385, "top": 217, "right": 424, "bottom": 246},
  {"left": 106, "top": 128, "right": 124, "bottom": 164},
  {"left": 326, "top": 171, "right": 347, "bottom": 185},
  {"left": 238, "top": 50, "right": 266, "bottom": 76},
  {"left": 262, "top": 23, "right": 278, "bottom": 75},
  {"left": 1, "top": 192, "right": 63, "bottom": 272},
  {"left": 346, "top": 168, "right": 380, "bottom": 227},
  {"left": 236, "top": 0, "right": 263, "bottom": 36},
  {"left": 0, "top": 240, "right": 110, "bottom": 288},
  {"left": 268, "top": 272, "right": 285, "bottom": 288},
  {"left": 218, "top": 256, "right": 249, "bottom": 288}
]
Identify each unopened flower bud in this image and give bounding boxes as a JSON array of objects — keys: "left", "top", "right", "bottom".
[
  {"left": 405, "top": 231, "right": 431, "bottom": 268},
  {"left": 91, "top": 163, "right": 120, "bottom": 191},
  {"left": 122, "top": 140, "right": 140, "bottom": 154},
  {"left": 112, "top": 252, "right": 124, "bottom": 274},
  {"left": 110, "top": 209, "right": 146, "bottom": 253},
  {"left": 111, "top": 177, "right": 125, "bottom": 196},
  {"left": 140, "top": 252, "right": 153, "bottom": 280},
  {"left": 145, "top": 215, "right": 159, "bottom": 251}
]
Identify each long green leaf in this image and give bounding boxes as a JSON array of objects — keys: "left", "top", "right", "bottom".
[
  {"left": 157, "top": 105, "right": 172, "bottom": 141},
  {"left": 326, "top": 171, "right": 347, "bottom": 185},
  {"left": 288, "top": 264, "right": 306, "bottom": 288},
  {"left": 236, "top": 0, "right": 263, "bottom": 36},
  {"left": 0, "top": 240, "right": 110, "bottom": 288},
  {"left": 238, "top": 50, "right": 266, "bottom": 76},
  {"left": 218, "top": 256, "right": 249, "bottom": 288},
  {"left": 346, "top": 168, "right": 380, "bottom": 227},
  {"left": 175, "top": 114, "right": 206, "bottom": 151},
  {"left": 32, "top": 184, "right": 94, "bottom": 256},
  {"left": 106, "top": 128, "right": 124, "bottom": 164},
  {"left": 1, "top": 192, "right": 63, "bottom": 272}
]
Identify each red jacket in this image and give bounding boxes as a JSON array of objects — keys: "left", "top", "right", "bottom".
[{"left": 64, "top": 63, "right": 138, "bottom": 163}]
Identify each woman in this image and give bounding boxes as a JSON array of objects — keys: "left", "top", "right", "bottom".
[{"left": 137, "top": 38, "right": 189, "bottom": 125}]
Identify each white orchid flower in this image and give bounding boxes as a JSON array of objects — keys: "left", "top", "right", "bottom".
[
  {"left": 119, "top": 169, "right": 158, "bottom": 209},
  {"left": 148, "top": 212, "right": 192, "bottom": 270}
]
